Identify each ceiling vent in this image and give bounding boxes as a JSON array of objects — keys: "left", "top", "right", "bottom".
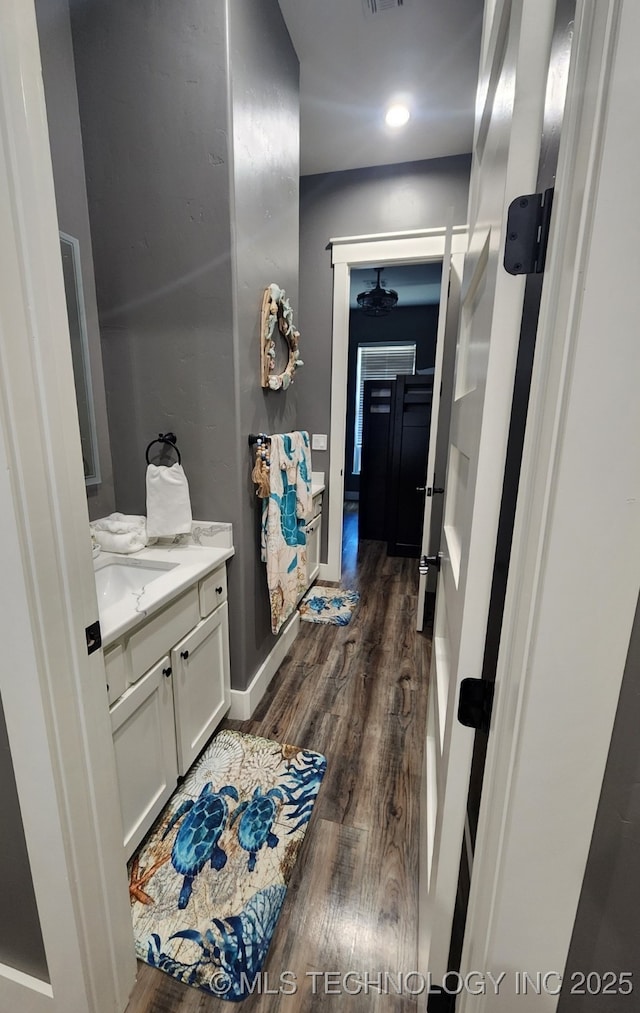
[{"left": 362, "top": 0, "right": 404, "bottom": 16}]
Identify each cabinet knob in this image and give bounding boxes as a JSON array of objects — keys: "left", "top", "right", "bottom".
[
  {"left": 216, "top": 586, "right": 223, "bottom": 595},
  {"left": 181, "top": 650, "right": 189, "bottom": 660},
  {"left": 163, "top": 666, "right": 172, "bottom": 678}
]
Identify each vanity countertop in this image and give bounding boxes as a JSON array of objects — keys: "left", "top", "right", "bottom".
[{"left": 96, "top": 542, "right": 234, "bottom": 649}]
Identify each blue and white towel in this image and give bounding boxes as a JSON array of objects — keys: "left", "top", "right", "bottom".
[{"left": 262, "top": 432, "right": 312, "bottom": 634}]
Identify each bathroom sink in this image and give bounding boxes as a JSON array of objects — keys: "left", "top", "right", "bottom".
[{"left": 94, "top": 558, "right": 178, "bottom": 611}]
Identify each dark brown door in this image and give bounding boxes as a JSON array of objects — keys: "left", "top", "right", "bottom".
[
  {"left": 386, "top": 373, "right": 433, "bottom": 557},
  {"left": 359, "top": 379, "right": 394, "bottom": 540}
]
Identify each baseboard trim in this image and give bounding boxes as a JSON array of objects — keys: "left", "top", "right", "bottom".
[
  {"left": 318, "top": 562, "right": 339, "bottom": 582},
  {"left": 228, "top": 612, "right": 300, "bottom": 720}
]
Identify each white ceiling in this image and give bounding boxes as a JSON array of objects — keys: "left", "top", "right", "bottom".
[
  {"left": 350, "top": 262, "right": 443, "bottom": 308},
  {"left": 277, "top": 0, "right": 484, "bottom": 177}
]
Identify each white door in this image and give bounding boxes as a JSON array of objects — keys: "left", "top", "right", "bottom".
[
  {"left": 0, "top": 1, "right": 136, "bottom": 1009},
  {"left": 421, "top": 0, "right": 559, "bottom": 980},
  {"left": 416, "top": 227, "right": 452, "bottom": 631},
  {"left": 416, "top": 243, "right": 466, "bottom": 630},
  {"left": 171, "top": 603, "right": 231, "bottom": 775}
]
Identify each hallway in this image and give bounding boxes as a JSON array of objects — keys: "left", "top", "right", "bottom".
[{"left": 126, "top": 536, "right": 431, "bottom": 1011}]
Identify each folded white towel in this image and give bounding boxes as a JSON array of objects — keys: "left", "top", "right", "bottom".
[
  {"left": 146, "top": 463, "right": 193, "bottom": 538},
  {"left": 90, "top": 513, "right": 148, "bottom": 554},
  {"left": 91, "top": 529, "right": 148, "bottom": 555},
  {"left": 91, "top": 512, "right": 147, "bottom": 536}
]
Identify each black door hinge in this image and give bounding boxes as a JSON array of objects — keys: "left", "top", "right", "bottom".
[
  {"left": 458, "top": 678, "right": 494, "bottom": 732},
  {"left": 85, "top": 620, "right": 102, "bottom": 655},
  {"left": 503, "top": 187, "right": 554, "bottom": 275},
  {"left": 419, "top": 554, "right": 441, "bottom": 576}
]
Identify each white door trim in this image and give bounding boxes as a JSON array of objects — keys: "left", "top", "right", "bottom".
[
  {"left": 0, "top": 2, "right": 135, "bottom": 1009},
  {"left": 324, "top": 227, "right": 468, "bottom": 582},
  {"left": 460, "top": 0, "right": 638, "bottom": 1005}
]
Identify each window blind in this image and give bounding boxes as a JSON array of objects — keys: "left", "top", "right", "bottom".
[{"left": 353, "top": 342, "right": 416, "bottom": 475}]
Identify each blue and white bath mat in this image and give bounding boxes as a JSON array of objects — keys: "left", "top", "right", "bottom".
[
  {"left": 298, "top": 585, "right": 360, "bottom": 626},
  {"left": 128, "top": 729, "right": 326, "bottom": 1001}
]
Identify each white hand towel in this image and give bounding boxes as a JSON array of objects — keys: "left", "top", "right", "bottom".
[{"left": 146, "top": 463, "right": 193, "bottom": 538}]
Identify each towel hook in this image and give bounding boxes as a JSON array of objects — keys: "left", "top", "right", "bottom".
[
  {"left": 145, "top": 432, "right": 181, "bottom": 465},
  {"left": 248, "top": 433, "right": 271, "bottom": 447}
]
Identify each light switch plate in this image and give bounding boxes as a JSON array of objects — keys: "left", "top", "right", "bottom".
[{"left": 311, "top": 433, "right": 328, "bottom": 451}]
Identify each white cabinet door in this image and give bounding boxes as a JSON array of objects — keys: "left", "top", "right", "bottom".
[
  {"left": 306, "top": 513, "right": 321, "bottom": 586},
  {"left": 110, "top": 656, "right": 178, "bottom": 859},
  {"left": 171, "top": 602, "right": 231, "bottom": 776}
]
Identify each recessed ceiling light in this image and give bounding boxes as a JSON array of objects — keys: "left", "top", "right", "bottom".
[{"left": 385, "top": 103, "right": 410, "bottom": 128}]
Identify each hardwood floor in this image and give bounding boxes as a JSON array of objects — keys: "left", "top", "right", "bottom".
[{"left": 125, "top": 524, "right": 432, "bottom": 1012}]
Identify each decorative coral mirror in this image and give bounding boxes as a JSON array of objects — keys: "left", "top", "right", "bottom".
[{"left": 260, "top": 283, "right": 303, "bottom": 390}]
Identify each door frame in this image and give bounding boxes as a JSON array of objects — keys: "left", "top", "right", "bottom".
[
  {"left": 325, "top": 227, "right": 468, "bottom": 582},
  {"left": 0, "top": 2, "right": 136, "bottom": 1009},
  {"left": 458, "top": 0, "right": 639, "bottom": 1004}
]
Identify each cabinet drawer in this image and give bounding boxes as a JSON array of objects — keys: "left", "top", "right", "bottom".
[
  {"left": 199, "top": 563, "right": 228, "bottom": 617},
  {"left": 128, "top": 587, "right": 199, "bottom": 684},
  {"left": 105, "top": 642, "right": 128, "bottom": 706},
  {"left": 306, "top": 514, "right": 321, "bottom": 537}
]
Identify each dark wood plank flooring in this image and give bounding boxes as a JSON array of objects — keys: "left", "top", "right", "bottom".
[{"left": 125, "top": 519, "right": 431, "bottom": 1012}]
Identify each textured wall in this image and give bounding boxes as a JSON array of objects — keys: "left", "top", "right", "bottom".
[
  {"left": 36, "top": 0, "right": 115, "bottom": 520},
  {"left": 70, "top": 0, "right": 237, "bottom": 525},
  {"left": 227, "top": 0, "right": 301, "bottom": 685},
  {"left": 70, "top": 0, "right": 299, "bottom": 691},
  {"left": 296, "top": 155, "right": 471, "bottom": 555},
  {"left": 558, "top": 596, "right": 640, "bottom": 1012}
]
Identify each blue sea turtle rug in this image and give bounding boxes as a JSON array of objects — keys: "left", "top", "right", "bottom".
[
  {"left": 298, "top": 585, "right": 360, "bottom": 626},
  {"left": 128, "top": 729, "right": 326, "bottom": 1001}
]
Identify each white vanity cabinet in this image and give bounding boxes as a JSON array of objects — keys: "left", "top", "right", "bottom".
[
  {"left": 171, "top": 601, "right": 230, "bottom": 776},
  {"left": 305, "top": 488, "right": 323, "bottom": 588},
  {"left": 110, "top": 656, "right": 178, "bottom": 858},
  {"left": 306, "top": 514, "right": 321, "bottom": 585},
  {"left": 105, "top": 560, "right": 231, "bottom": 859}
]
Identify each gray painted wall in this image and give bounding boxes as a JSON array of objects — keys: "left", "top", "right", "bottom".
[
  {"left": 70, "top": 0, "right": 237, "bottom": 525},
  {"left": 0, "top": 697, "right": 48, "bottom": 982},
  {"left": 227, "top": 0, "right": 301, "bottom": 678},
  {"left": 70, "top": 0, "right": 299, "bottom": 691},
  {"left": 36, "top": 0, "right": 115, "bottom": 520},
  {"left": 296, "top": 155, "right": 471, "bottom": 555},
  {"left": 558, "top": 595, "right": 640, "bottom": 1012}
]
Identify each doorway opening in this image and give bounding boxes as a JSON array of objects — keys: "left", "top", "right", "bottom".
[
  {"left": 325, "top": 226, "right": 468, "bottom": 586},
  {"left": 343, "top": 262, "right": 443, "bottom": 562}
]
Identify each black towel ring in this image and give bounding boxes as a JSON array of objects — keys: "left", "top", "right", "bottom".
[{"left": 145, "top": 432, "right": 182, "bottom": 465}]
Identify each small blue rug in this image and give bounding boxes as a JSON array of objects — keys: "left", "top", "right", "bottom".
[
  {"left": 129, "top": 729, "right": 326, "bottom": 1001},
  {"left": 298, "top": 585, "right": 360, "bottom": 626}
]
